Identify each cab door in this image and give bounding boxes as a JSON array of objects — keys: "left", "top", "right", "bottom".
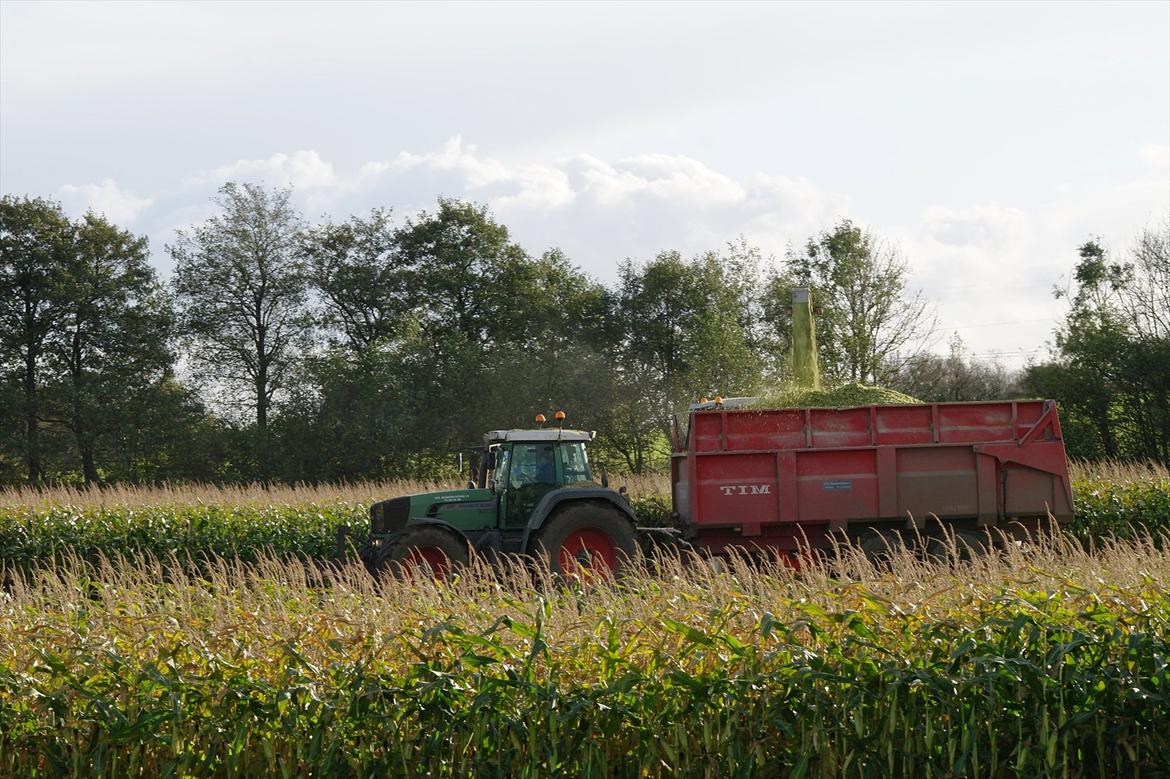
[{"left": 501, "top": 441, "right": 559, "bottom": 526}]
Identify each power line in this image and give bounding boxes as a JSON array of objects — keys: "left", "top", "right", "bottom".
[
  {"left": 965, "top": 348, "right": 1046, "bottom": 358},
  {"left": 917, "top": 282, "right": 1054, "bottom": 294},
  {"left": 935, "top": 316, "right": 1057, "bottom": 332}
]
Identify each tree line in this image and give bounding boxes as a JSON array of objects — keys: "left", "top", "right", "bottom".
[{"left": 1, "top": 184, "right": 1167, "bottom": 485}]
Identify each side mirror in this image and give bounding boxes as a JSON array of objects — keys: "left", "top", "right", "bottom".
[{"left": 484, "top": 451, "right": 497, "bottom": 470}]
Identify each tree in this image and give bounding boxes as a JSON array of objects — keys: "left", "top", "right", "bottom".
[
  {"left": 617, "top": 250, "right": 762, "bottom": 397},
  {"left": 50, "top": 213, "right": 174, "bottom": 483},
  {"left": 1025, "top": 224, "right": 1170, "bottom": 463},
  {"left": 170, "top": 183, "right": 313, "bottom": 469},
  {"left": 0, "top": 196, "right": 75, "bottom": 483},
  {"left": 782, "top": 220, "right": 936, "bottom": 384},
  {"left": 285, "top": 199, "right": 615, "bottom": 481},
  {"left": 610, "top": 249, "right": 764, "bottom": 471},
  {"left": 890, "top": 333, "right": 1019, "bottom": 402},
  {"left": 301, "top": 208, "right": 410, "bottom": 354},
  {"left": 395, "top": 199, "right": 531, "bottom": 349},
  {"left": 1122, "top": 224, "right": 1170, "bottom": 460}
]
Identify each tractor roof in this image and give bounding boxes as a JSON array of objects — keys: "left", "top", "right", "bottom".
[{"left": 484, "top": 429, "right": 595, "bottom": 444}]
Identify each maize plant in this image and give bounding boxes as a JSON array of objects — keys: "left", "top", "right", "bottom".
[{"left": 0, "top": 531, "right": 1167, "bottom": 778}]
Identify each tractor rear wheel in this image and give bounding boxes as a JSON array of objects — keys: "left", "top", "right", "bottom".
[
  {"left": 375, "top": 525, "right": 469, "bottom": 580},
  {"left": 533, "top": 503, "right": 638, "bottom": 577}
]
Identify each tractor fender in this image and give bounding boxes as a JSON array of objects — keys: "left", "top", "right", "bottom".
[{"left": 520, "top": 488, "right": 637, "bottom": 553}]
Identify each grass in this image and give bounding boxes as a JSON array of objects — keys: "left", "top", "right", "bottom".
[{"left": 1, "top": 532, "right": 1167, "bottom": 777}]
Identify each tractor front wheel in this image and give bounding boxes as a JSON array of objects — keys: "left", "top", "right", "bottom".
[
  {"left": 533, "top": 503, "right": 638, "bottom": 577},
  {"left": 375, "top": 526, "right": 469, "bottom": 580}
]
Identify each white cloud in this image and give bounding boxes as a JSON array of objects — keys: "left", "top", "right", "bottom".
[
  {"left": 586, "top": 153, "right": 746, "bottom": 206},
  {"left": 744, "top": 173, "right": 849, "bottom": 238},
  {"left": 315, "top": 138, "right": 848, "bottom": 267},
  {"left": 1142, "top": 143, "right": 1170, "bottom": 170},
  {"left": 58, "top": 178, "right": 153, "bottom": 224},
  {"left": 52, "top": 137, "right": 1167, "bottom": 370},
  {"left": 920, "top": 202, "right": 1030, "bottom": 250},
  {"left": 194, "top": 150, "right": 340, "bottom": 191},
  {"left": 387, "top": 136, "right": 510, "bottom": 189}
]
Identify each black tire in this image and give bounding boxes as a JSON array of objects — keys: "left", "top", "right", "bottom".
[
  {"left": 532, "top": 502, "right": 638, "bottom": 576},
  {"left": 858, "top": 529, "right": 913, "bottom": 566},
  {"left": 374, "top": 525, "right": 469, "bottom": 580},
  {"left": 922, "top": 528, "right": 991, "bottom": 563}
]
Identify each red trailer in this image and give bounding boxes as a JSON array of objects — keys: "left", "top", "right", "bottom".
[{"left": 670, "top": 399, "right": 1074, "bottom": 553}]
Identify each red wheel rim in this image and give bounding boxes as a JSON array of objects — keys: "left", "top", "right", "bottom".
[
  {"left": 402, "top": 546, "right": 451, "bottom": 579},
  {"left": 558, "top": 528, "right": 617, "bottom": 573}
]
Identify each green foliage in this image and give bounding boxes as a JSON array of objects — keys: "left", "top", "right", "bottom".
[
  {"left": 53, "top": 213, "right": 176, "bottom": 484},
  {"left": 610, "top": 247, "right": 766, "bottom": 472},
  {"left": 1, "top": 196, "right": 197, "bottom": 486},
  {"left": 170, "top": 182, "right": 313, "bottom": 440},
  {"left": 1, "top": 195, "right": 84, "bottom": 484},
  {"left": 5, "top": 188, "right": 1165, "bottom": 489},
  {"left": 628, "top": 491, "right": 672, "bottom": 527},
  {"left": 1067, "top": 477, "right": 1170, "bottom": 540},
  {"left": 0, "top": 554, "right": 1166, "bottom": 777},
  {"left": 3, "top": 472, "right": 1165, "bottom": 569},
  {"left": 1026, "top": 227, "right": 1170, "bottom": 464},
  {"left": 0, "top": 502, "right": 367, "bottom": 568},
  {"left": 300, "top": 207, "right": 407, "bottom": 353}
]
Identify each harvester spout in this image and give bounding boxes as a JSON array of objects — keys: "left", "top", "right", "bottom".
[{"left": 791, "top": 287, "right": 820, "bottom": 389}]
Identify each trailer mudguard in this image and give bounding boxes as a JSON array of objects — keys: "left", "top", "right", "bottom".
[{"left": 519, "top": 487, "right": 637, "bottom": 552}]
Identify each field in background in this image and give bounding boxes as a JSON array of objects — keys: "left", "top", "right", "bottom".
[
  {"left": 0, "top": 459, "right": 1162, "bottom": 510},
  {"left": 0, "top": 462, "right": 1166, "bottom": 569}
]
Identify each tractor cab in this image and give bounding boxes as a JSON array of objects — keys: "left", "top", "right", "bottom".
[{"left": 480, "top": 428, "right": 595, "bottom": 526}]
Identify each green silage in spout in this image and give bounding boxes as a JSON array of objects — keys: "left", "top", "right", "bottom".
[{"left": 791, "top": 287, "right": 820, "bottom": 389}]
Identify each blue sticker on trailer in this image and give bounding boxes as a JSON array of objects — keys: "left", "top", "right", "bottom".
[{"left": 822, "top": 480, "right": 853, "bottom": 491}]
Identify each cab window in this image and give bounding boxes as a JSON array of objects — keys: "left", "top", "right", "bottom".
[
  {"left": 560, "top": 442, "right": 591, "bottom": 483},
  {"left": 490, "top": 447, "right": 510, "bottom": 492},
  {"left": 510, "top": 443, "right": 556, "bottom": 487}
]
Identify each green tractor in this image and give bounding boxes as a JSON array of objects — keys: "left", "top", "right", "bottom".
[{"left": 348, "top": 415, "right": 660, "bottom": 577}]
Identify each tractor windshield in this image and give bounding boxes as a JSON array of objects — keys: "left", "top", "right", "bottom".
[{"left": 560, "top": 442, "right": 591, "bottom": 483}]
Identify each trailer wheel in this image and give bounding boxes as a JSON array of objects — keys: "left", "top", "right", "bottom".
[
  {"left": 375, "top": 526, "right": 469, "bottom": 580},
  {"left": 533, "top": 503, "right": 637, "bottom": 576},
  {"left": 923, "top": 529, "right": 991, "bottom": 563},
  {"left": 858, "top": 529, "right": 913, "bottom": 566}
]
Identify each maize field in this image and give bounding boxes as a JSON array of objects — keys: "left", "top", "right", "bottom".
[
  {"left": 0, "top": 461, "right": 1167, "bottom": 776},
  {"left": 0, "top": 463, "right": 1166, "bottom": 569},
  {"left": 1, "top": 532, "right": 1167, "bottom": 777}
]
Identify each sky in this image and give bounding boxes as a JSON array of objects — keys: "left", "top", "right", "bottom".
[{"left": 2, "top": 1, "right": 1168, "bottom": 368}]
